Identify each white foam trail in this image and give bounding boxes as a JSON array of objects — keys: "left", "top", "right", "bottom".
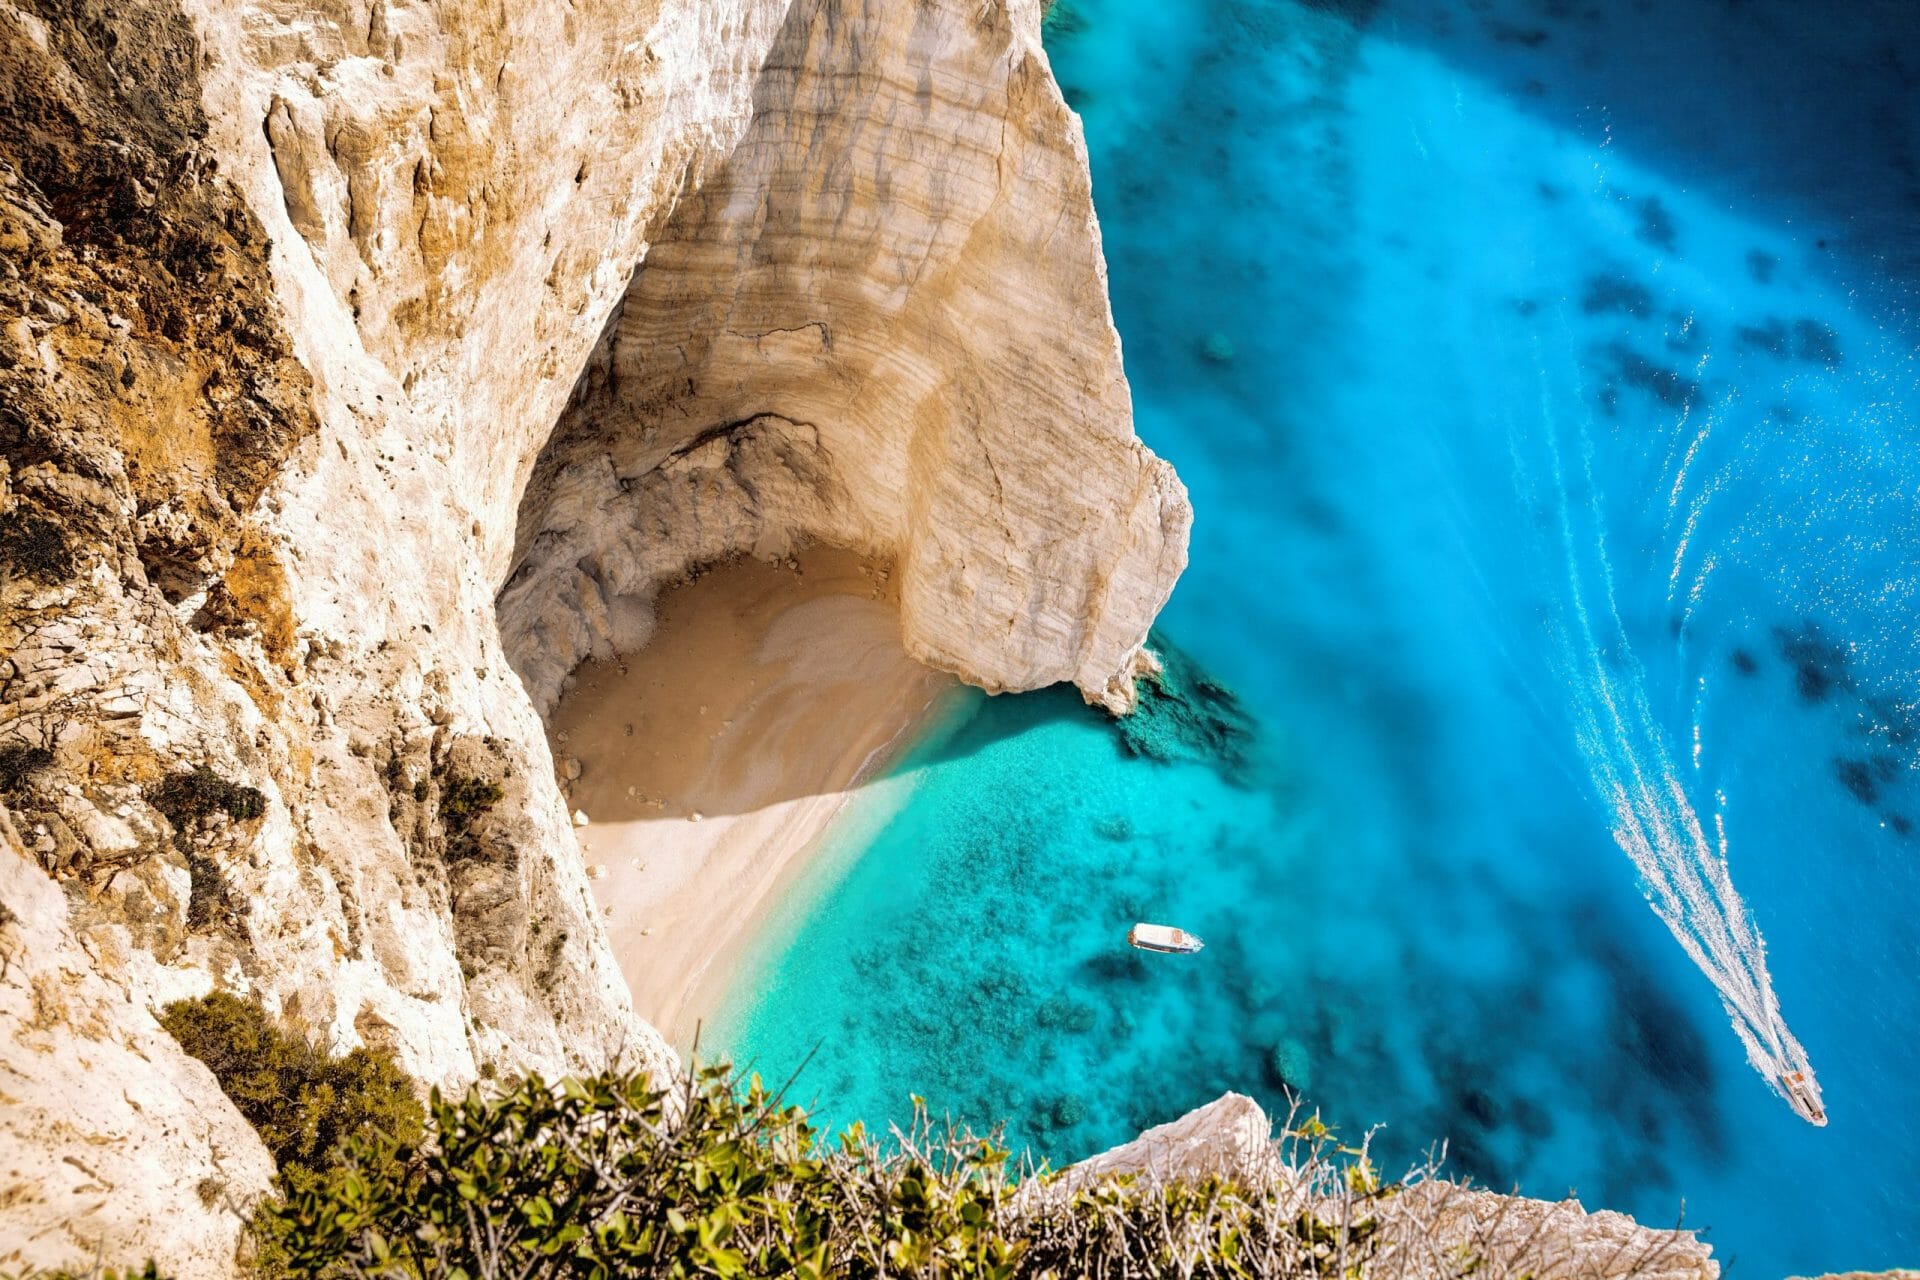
[{"left": 1511, "top": 337, "right": 1820, "bottom": 1118}]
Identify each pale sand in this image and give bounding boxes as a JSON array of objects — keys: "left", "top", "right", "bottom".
[{"left": 547, "top": 548, "right": 956, "bottom": 1049}]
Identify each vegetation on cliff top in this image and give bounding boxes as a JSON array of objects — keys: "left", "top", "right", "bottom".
[{"left": 104, "top": 993, "right": 1709, "bottom": 1279}]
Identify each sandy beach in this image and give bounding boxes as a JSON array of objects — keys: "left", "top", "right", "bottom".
[{"left": 546, "top": 548, "right": 955, "bottom": 1048}]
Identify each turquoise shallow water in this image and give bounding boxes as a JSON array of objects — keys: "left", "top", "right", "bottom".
[{"left": 719, "top": 1, "right": 1920, "bottom": 1272}]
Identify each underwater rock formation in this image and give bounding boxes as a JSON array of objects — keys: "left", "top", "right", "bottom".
[{"left": 1114, "top": 631, "right": 1258, "bottom": 781}]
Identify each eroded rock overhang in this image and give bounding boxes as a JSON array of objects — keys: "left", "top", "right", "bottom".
[{"left": 499, "top": 0, "right": 1191, "bottom": 717}]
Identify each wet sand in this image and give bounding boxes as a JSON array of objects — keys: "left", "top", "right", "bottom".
[{"left": 546, "top": 548, "right": 954, "bottom": 1048}]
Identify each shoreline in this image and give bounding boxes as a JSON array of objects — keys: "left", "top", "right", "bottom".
[
  {"left": 678, "top": 682, "right": 981, "bottom": 1059},
  {"left": 546, "top": 549, "right": 957, "bottom": 1049}
]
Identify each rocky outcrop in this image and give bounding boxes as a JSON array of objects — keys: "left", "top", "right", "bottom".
[
  {"left": 1053, "top": 1095, "right": 1721, "bottom": 1280},
  {"left": 1053, "top": 1091, "right": 1278, "bottom": 1192},
  {"left": 0, "top": 805, "right": 277, "bottom": 1271},
  {"left": 0, "top": 0, "right": 1179, "bottom": 1270},
  {"left": 499, "top": 0, "right": 1188, "bottom": 717}
]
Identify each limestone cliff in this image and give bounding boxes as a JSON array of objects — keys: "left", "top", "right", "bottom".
[
  {"left": 0, "top": 0, "right": 1723, "bottom": 1275},
  {"left": 498, "top": 0, "right": 1189, "bottom": 716},
  {"left": 0, "top": 0, "right": 1180, "bottom": 1269}
]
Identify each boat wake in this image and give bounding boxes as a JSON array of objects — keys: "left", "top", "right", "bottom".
[{"left": 1512, "top": 346, "right": 1826, "bottom": 1126}]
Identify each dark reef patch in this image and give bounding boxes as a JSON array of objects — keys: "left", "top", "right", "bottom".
[
  {"left": 1114, "top": 631, "right": 1258, "bottom": 784},
  {"left": 1793, "top": 318, "right": 1844, "bottom": 367},
  {"left": 1582, "top": 275, "right": 1654, "bottom": 317},
  {"left": 1746, "top": 249, "right": 1778, "bottom": 284},
  {"left": 1737, "top": 318, "right": 1790, "bottom": 358},
  {"left": 1635, "top": 196, "right": 1679, "bottom": 252},
  {"left": 1833, "top": 757, "right": 1880, "bottom": 806},
  {"left": 1607, "top": 344, "right": 1699, "bottom": 411},
  {"left": 1484, "top": 19, "right": 1549, "bottom": 48},
  {"left": 1729, "top": 647, "right": 1759, "bottom": 676},
  {"left": 1772, "top": 621, "right": 1853, "bottom": 703}
]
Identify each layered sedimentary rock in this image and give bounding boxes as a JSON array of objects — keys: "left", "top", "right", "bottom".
[
  {"left": 499, "top": 0, "right": 1189, "bottom": 716},
  {"left": 0, "top": 0, "right": 1178, "bottom": 1269}
]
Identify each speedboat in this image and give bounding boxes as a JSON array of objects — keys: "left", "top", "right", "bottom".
[
  {"left": 1128, "top": 923, "right": 1204, "bottom": 954},
  {"left": 1779, "top": 1067, "right": 1828, "bottom": 1127}
]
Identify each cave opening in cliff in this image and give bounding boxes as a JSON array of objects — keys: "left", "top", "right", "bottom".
[
  {"left": 494, "top": 314, "right": 954, "bottom": 1043},
  {"left": 506, "top": 535, "right": 951, "bottom": 1046}
]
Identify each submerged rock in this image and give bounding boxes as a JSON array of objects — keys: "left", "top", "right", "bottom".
[
  {"left": 1264, "top": 1036, "right": 1314, "bottom": 1093},
  {"left": 1113, "top": 631, "right": 1258, "bottom": 784}
]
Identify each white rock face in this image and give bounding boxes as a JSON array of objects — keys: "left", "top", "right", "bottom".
[
  {"left": 0, "top": 0, "right": 1180, "bottom": 1271},
  {"left": 498, "top": 0, "right": 1189, "bottom": 716},
  {"left": 0, "top": 807, "right": 275, "bottom": 1275},
  {"left": 1049, "top": 1094, "right": 1721, "bottom": 1280},
  {"left": 1054, "top": 1091, "right": 1278, "bottom": 1192}
]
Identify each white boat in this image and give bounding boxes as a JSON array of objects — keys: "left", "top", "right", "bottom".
[
  {"left": 1779, "top": 1067, "right": 1828, "bottom": 1127},
  {"left": 1128, "top": 923, "right": 1204, "bottom": 954}
]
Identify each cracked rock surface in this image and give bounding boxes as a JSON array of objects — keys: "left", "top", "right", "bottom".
[{"left": 0, "top": 0, "right": 1180, "bottom": 1270}]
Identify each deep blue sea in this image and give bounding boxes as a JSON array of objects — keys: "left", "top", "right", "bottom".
[{"left": 717, "top": 1, "right": 1920, "bottom": 1272}]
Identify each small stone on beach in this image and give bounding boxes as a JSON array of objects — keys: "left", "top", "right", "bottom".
[
  {"left": 587, "top": 864, "right": 607, "bottom": 880},
  {"left": 571, "top": 808, "right": 590, "bottom": 827},
  {"left": 689, "top": 811, "right": 703, "bottom": 822}
]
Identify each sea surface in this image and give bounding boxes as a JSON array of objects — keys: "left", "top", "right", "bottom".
[{"left": 716, "top": 1, "right": 1920, "bottom": 1271}]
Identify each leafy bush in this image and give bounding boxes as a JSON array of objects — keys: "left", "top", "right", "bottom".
[
  {"left": 252, "top": 1067, "right": 1703, "bottom": 1280},
  {"left": 437, "top": 774, "right": 504, "bottom": 862},
  {"left": 53, "top": 1035, "right": 1707, "bottom": 1280},
  {"left": 158, "top": 992, "right": 424, "bottom": 1197},
  {"left": 437, "top": 774, "right": 503, "bottom": 830},
  {"left": 263, "top": 1066, "right": 1025, "bottom": 1279},
  {"left": 148, "top": 765, "right": 266, "bottom": 828}
]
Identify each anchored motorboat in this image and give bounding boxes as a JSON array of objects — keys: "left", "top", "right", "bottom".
[
  {"left": 1128, "top": 923, "right": 1204, "bottom": 954},
  {"left": 1779, "top": 1067, "right": 1828, "bottom": 1127}
]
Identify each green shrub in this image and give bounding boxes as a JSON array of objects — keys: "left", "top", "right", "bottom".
[
  {"left": 254, "top": 1066, "right": 1701, "bottom": 1280},
  {"left": 437, "top": 774, "right": 503, "bottom": 832},
  {"left": 183, "top": 848, "right": 232, "bottom": 930},
  {"left": 158, "top": 992, "right": 424, "bottom": 1197},
  {"left": 72, "top": 1043, "right": 1704, "bottom": 1280},
  {"left": 148, "top": 765, "right": 266, "bottom": 829},
  {"left": 437, "top": 773, "right": 504, "bottom": 863},
  {"left": 263, "top": 1065, "right": 1027, "bottom": 1279}
]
